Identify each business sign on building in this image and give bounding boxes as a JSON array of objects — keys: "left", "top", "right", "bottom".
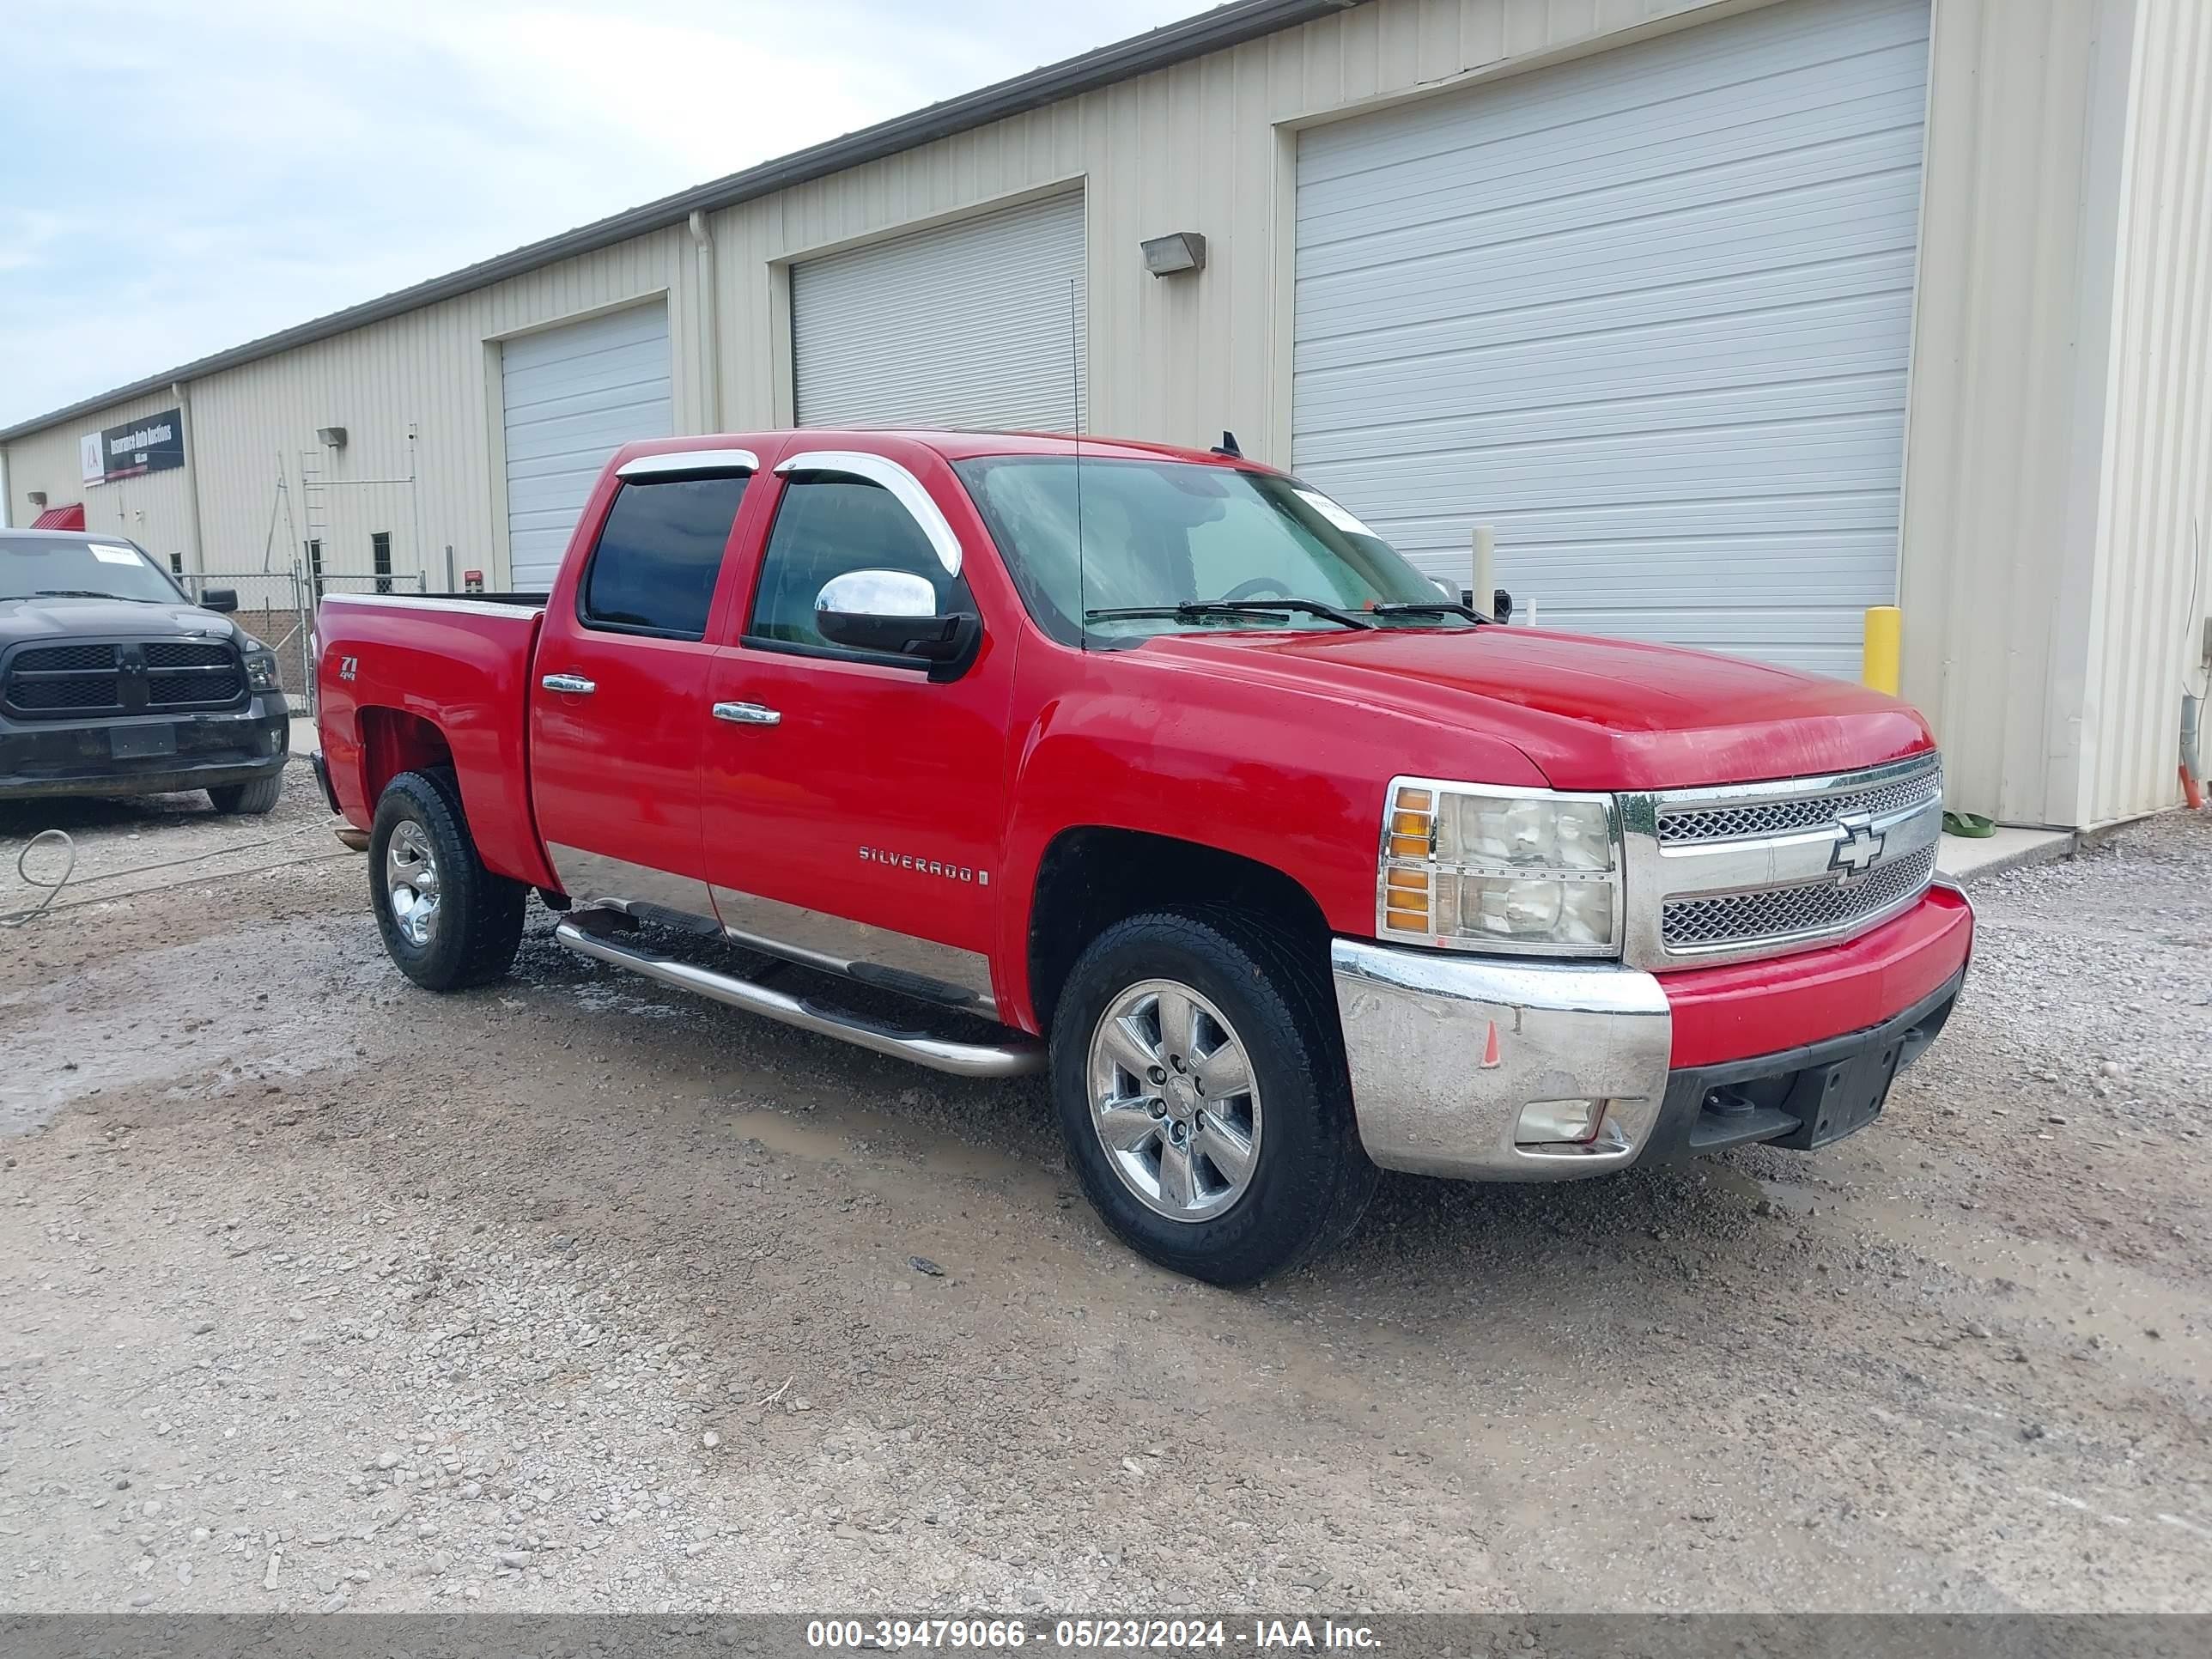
[{"left": 84, "top": 408, "right": 184, "bottom": 485}]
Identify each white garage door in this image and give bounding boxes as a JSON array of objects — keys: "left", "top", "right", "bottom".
[
  {"left": 1293, "top": 0, "right": 1929, "bottom": 676},
  {"left": 502, "top": 304, "right": 672, "bottom": 588},
  {"left": 793, "top": 192, "right": 1086, "bottom": 431}
]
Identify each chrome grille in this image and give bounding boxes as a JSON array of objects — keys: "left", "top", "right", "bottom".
[
  {"left": 1662, "top": 847, "right": 1936, "bottom": 951},
  {"left": 1657, "top": 760, "right": 1942, "bottom": 844},
  {"left": 1626, "top": 752, "right": 1947, "bottom": 969}
]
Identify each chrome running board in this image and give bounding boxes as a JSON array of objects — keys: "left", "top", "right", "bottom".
[{"left": 552, "top": 918, "right": 1043, "bottom": 1079}]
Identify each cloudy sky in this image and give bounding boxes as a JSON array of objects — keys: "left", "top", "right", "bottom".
[{"left": 0, "top": 0, "right": 1204, "bottom": 428}]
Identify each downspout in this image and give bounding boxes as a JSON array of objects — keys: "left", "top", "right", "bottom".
[
  {"left": 0, "top": 444, "right": 11, "bottom": 529},
  {"left": 688, "top": 210, "right": 722, "bottom": 433},
  {"left": 172, "top": 380, "right": 206, "bottom": 574}
]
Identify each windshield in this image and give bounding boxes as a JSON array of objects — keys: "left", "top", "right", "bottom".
[
  {"left": 0, "top": 535, "right": 183, "bottom": 604},
  {"left": 951, "top": 456, "right": 1466, "bottom": 643}
]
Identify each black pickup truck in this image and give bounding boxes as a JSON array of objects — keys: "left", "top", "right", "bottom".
[{"left": 1, "top": 529, "right": 289, "bottom": 811}]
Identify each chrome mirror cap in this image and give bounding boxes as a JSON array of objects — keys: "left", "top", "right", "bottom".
[{"left": 816, "top": 568, "right": 939, "bottom": 620}]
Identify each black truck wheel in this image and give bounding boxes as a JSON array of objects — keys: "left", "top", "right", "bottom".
[
  {"left": 208, "top": 774, "right": 284, "bottom": 815},
  {"left": 1049, "top": 907, "right": 1377, "bottom": 1286},
  {"left": 368, "top": 769, "right": 526, "bottom": 991}
]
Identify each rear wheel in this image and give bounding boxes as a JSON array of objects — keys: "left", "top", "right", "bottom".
[
  {"left": 208, "top": 774, "right": 283, "bottom": 815},
  {"left": 1049, "top": 908, "right": 1376, "bottom": 1286},
  {"left": 368, "top": 769, "right": 526, "bottom": 990}
]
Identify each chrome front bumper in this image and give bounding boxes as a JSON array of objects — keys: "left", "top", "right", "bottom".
[{"left": 1331, "top": 937, "right": 1672, "bottom": 1180}]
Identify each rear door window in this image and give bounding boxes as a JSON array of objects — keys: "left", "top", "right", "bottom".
[{"left": 578, "top": 475, "right": 750, "bottom": 639}]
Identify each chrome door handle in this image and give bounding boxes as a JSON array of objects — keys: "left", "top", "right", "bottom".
[
  {"left": 712, "top": 701, "right": 781, "bottom": 726},
  {"left": 541, "top": 673, "right": 596, "bottom": 695}
]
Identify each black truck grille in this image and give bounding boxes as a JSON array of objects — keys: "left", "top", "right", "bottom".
[
  {"left": 15, "top": 643, "right": 118, "bottom": 673},
  {"left": 3, "top": 637, "right": 246, "bottom": 720}
]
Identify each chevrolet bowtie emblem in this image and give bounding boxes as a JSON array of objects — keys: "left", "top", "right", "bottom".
[{"left": 1829, "top": 814, "right": 1885, "bottom": 877}]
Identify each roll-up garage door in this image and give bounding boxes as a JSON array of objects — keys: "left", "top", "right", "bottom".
[
  {"left": 502, "top": 303, "right": 672, "bottom": 589},
  {"left": 1292, "top": 0, "right": 1929, "bottom": 676},
  {"left": 792, "top": 192, "right": 1087, "bottom": 432}
]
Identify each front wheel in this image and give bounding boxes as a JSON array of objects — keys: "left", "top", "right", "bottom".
[
  {"left": 208, "top": 774, "right": 283, "bottom": 815},
  {"left": 368, "top": 769, "right": 526, "bottom": 991},
  {"left": 1049, "top": 908, "right": 1377, "bottom": 1286}
]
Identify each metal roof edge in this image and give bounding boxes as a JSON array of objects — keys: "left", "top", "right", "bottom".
[{"left": 0, "top": 0, "right": 1359, "bottom": 445}]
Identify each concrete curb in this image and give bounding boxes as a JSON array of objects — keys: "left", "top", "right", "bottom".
[{"left": 1937, "top": 830, "right": 2078, "bottom": 886}]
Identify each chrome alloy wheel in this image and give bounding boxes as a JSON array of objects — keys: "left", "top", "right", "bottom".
[
  {"left": 385, "top": 819, "right": 442, "bottom": 948},
  {"left": 1086, "top": 978, "right": 1262, "bottom": 1223}
]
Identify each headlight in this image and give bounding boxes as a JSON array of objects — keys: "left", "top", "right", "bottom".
[
  {"left": 1378, "top": 778, "right": 1621, "bottom": 956},
  {"left": 243, "top": 648, "right": 281, "bottom": 691}
]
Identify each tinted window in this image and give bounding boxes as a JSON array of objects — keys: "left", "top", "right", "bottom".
[
  {"left": 951, "top": 456, "right": 1460, "bottom": 645},
  {"left": 747, "top": 477, "right": 969, "bottom": 650},
  {"left": 580, "top": 475, "right": 750, "bottom": 638},
  {"left": 0, "top": 534, "right": 183, "bottom": 605}
]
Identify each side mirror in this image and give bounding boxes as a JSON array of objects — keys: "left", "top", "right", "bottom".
[
  {"left": 200, "top": 587, "right": 239, "bottom": 613},
  {"left": 815, "top": 569, "right": 979, "bottom": 681}
]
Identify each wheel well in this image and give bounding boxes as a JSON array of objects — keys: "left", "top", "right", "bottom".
[
  {"left": 357, "top": 707, "right": 454, "bottom": 806},
  {"left": 1026, "top": 828, "right": 1331, "bottom": 1031}
]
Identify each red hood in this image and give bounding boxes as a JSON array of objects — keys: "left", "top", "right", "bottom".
[{"left": 1153, "top": 626, "right": 1933, "bottom": 791}]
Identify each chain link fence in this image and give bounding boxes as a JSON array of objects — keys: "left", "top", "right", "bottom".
[{"left": 164, "top": 567, "right": 434, "bottom": 715}]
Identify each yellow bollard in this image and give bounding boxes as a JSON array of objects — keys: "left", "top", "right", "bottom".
[{"left": 1863, "top": 605, "right": 1901, "bottom": 696}]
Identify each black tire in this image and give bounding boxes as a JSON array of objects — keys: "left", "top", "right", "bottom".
[
  {"left": 1049, "top": 907, "right": 1378, "bottom": 1286},
  {"left": 208, "top": 773, "right": 283, "bottom": 815},
  {"left": 368, "top": 769, "right": 526, "bottom": 991}
]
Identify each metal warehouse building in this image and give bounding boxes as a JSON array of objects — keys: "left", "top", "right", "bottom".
[{"left": 4, "top": 0, "right": 2209, "bottom": 831}]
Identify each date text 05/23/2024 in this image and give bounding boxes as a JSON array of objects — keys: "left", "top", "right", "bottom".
[{"left": 805, "top": 1618, "right": 1382, "bottom": 1650}]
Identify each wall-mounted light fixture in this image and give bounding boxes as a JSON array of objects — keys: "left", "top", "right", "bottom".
[
  {"left": 1141, "top": 232, "right": 1207, "bottom": 276},
  {"left": 316, "top": 426, "right": 349, "bottom": 449},
  {"left": 27, "top": 490, "right": 47, "bottom": 508}
]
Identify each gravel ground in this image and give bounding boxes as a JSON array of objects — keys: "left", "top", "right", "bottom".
[{"left": 0, "top": 784, "right": 2205, "bottom": 1614}]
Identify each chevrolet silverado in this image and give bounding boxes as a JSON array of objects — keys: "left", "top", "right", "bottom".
[{"left": 313, "top": 430, "right": 1971, "bottom": 1284}]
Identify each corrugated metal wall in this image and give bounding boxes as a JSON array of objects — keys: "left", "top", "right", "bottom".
[
  {"left": 3, "top": 0, "right": 2203, "bottom": 828},
  {"left": 702, "top": 0, "right": 1731, "bottom": 448},
  {"left": 2078, "top": 0, "right": 2212, "bottom": 827},
  {"left": 1893, "top": 0, "right": 2136, "bottom": 828}
]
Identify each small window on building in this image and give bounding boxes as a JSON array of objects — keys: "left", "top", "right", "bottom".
[
  {"left": 307, "top": 538, "right": 324, "bottom": 599},
  {"left": 747, "top": 476, "right": 968, "bottom": 653},
  {"left": 168, "top": 552, "right": 184, "bottom": 575},
  {"left": 579, "top": 475, "right": 750, "bottom": 639},
  {"left": 372, "top": 532, "right": 392, "bottom": 595}
]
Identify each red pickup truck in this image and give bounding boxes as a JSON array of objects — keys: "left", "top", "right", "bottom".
[{"left": 313, "top": 428, "right": 1971, "bottom": 1284}]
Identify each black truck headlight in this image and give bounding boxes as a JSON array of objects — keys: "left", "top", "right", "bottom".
[{"left": 243, "top": 648, "right": 282, "bottom": 691}]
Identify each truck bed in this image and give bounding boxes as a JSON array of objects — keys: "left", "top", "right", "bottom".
[{"left": 313, "top": 590, "right": 556, "bottom": 888}]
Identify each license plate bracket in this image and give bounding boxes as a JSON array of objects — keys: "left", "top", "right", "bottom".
[
  {"left": 111, "top": 724, "right": 179, "bottom": 760},
  {"left": 1776, "top": 1038, "right": 1905, "bottom": 1151}
]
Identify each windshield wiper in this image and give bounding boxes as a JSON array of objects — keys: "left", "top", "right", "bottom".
[
  {"left": 1368, "top": 600, "right": 1489, "bottom": 623},
  {"left": 25, "top": 589, "right": 153, "bottom": 602},
  {"left": 1085, "top": 599, "right": 1375, "bottom": 630}
]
